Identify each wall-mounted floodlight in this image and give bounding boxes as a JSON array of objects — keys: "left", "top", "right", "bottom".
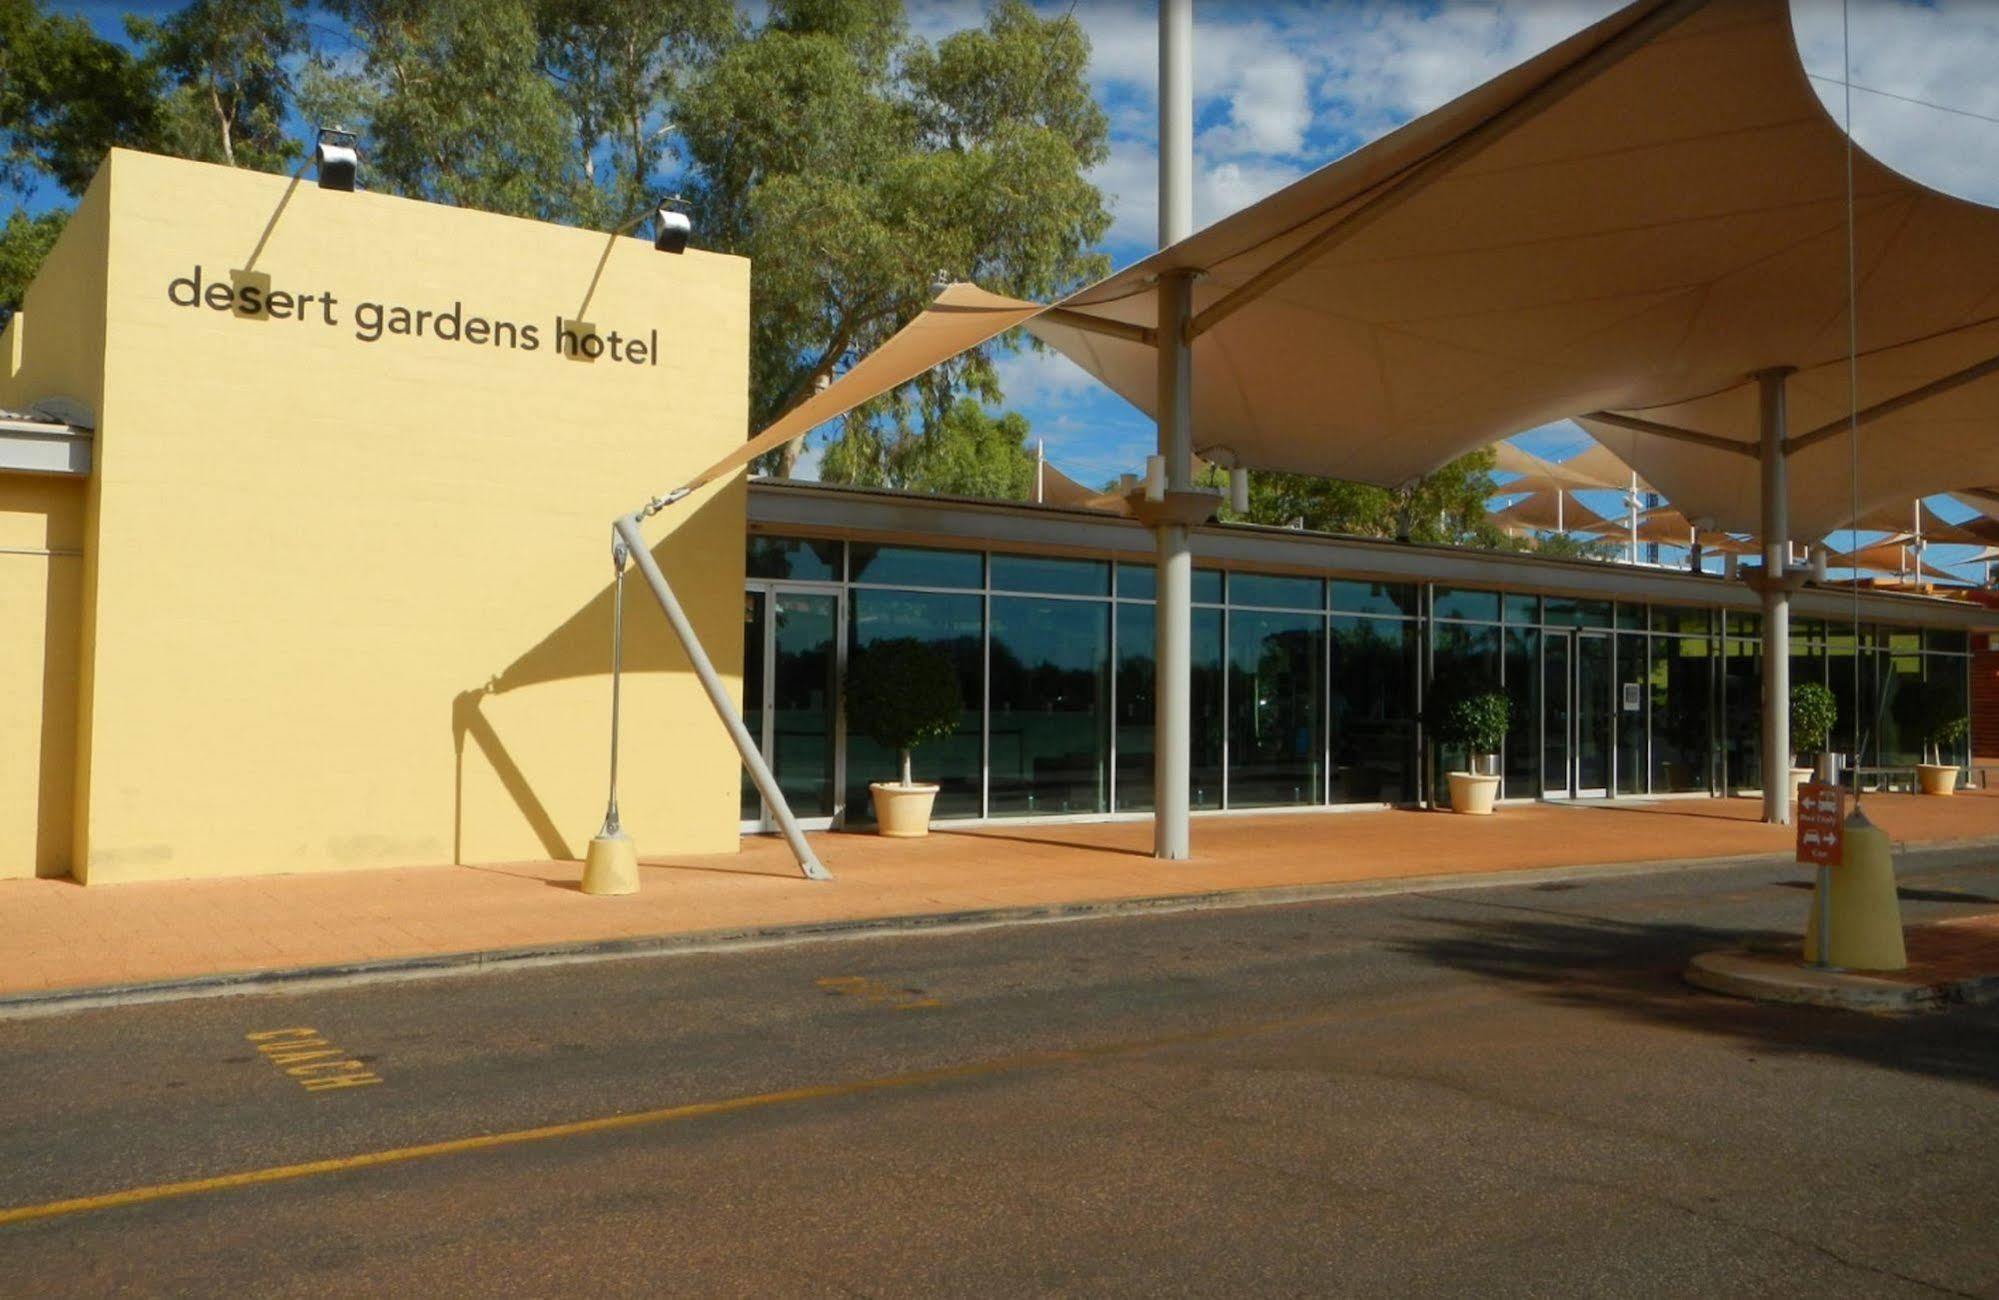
[
  {"left": 653, "top": 197, "right": 693, "bottom": 254},
  {"left": 1229, "top": 466, "right": 1250, "bottom": 514},
  {"left": 1143, "top": 454, "right": 1166, "bottom": 503},
  {"left": 315, "top": 127, "right": 358, "bottom": 192}
]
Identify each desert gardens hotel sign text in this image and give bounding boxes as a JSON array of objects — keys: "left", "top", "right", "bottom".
[{"left": 165, "top": 264, "right": 663, "bottom": 365}]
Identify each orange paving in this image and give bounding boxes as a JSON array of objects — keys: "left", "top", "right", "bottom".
[
  {"left": 4, "top": 791, "right": 1999, "bottom": 1000},
  {"left": 1888, "top": 912, "right": 1999, "bottom": 988}
]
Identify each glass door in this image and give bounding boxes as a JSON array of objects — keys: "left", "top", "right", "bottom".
[
  {"left": 1576, "top": 632, "right": 1612, "bottom": 797},
  {"left": 741, "top": 586, "right": 842, "bottom": 831},
  {"left": 1542, "top": 632, "right": 1571, "bottom": 796}
]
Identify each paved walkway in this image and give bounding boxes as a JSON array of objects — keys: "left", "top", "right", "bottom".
[{"left": 6, "top": 792, "right": 1999, "bottom": 1000}]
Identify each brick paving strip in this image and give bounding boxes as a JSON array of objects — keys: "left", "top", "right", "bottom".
[{"left": 6, "top": 793, "right": 1999, "bottom": 1017}]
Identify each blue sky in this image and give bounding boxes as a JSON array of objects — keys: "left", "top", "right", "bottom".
[{"left": 30, "top": 1, "right": 1999, "bottom": 578}]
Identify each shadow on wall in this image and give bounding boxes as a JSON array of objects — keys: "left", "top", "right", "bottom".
[
  {"left": 1394, "top": 901, "right": 1999, "bottom": 1091},
  {"left": 36, "top": 537, "right": 81, "bottom": 878},
  {"left": 449, "top": 489, "right": 728, "bottom": 865}
]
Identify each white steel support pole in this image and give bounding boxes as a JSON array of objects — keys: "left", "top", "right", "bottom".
[
  {"left": 1153, "top": 0, "right": 1194, "bottom": 860},
  {"left": 613, "top": 513, "right": 830, "bottom": 880},
  {"left": 1757, "top": 368, "right": 1794, "bottom": 825}
]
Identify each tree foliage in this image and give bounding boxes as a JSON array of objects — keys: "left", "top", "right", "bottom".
[
  {"left": 128, "top": 0, "right": 304, "bottom": 172},
  {"left": 1204, "top": 448, "right": 1507, "bottom": 547},
  {"left": 820, "top": 396, "right": 1035, "bottom": 500},
  {"left": 0, "top": 0, "right": 161, "bottom": 197},
  {"left": 676, "top": 0, "right": 1109, "bottom": 474},
  {"left": 844, "top": 637, "right": 962, "bottom": 784}
]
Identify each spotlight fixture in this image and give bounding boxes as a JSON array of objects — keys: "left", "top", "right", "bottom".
[
  {"left": 1143, "top": 454, "right": 1166, "bottom": 503},
  {"left": 653, "top": 197, "right": 693, "bottom": 254},
  {"left": 314, "top": 126, "right": 358, "bottom": 192},
  {"left": 1229, "top": 466, "right": 1250, "bottom": 514}
]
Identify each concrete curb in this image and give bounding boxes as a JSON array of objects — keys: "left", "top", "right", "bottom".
[
  {"left": 3, "top": 840, "right": 1992, "bottom": 1019},
  {"left": 0, "top": 850, "right": 1796, "bottom": 1020},
  {"left": 1686, "top": 949, "right": 1999, "bottom": 1013}
]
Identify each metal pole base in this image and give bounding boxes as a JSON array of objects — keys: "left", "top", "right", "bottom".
[{"left": 581, "top": 832, "right": 640, "bottom": 896}]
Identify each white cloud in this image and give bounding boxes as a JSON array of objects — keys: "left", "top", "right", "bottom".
[{"left": 992, "top": 343, "right": 1100, "bottom": 407}]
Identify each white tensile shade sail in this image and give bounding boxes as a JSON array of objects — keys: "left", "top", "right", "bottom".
[
  {"left": 1831, "top": 540, "right": 1970, "bottom": 583},
  {"left": 1491, "top": 442, "right": 1634, "bottom": 494},
  {"left": 1489, "top": 490, "right": 1607, "bottom": 535},
  {"left": 700, "top": 0, "right": 1999, "bottom": 548},
  {"left": 1580, "top": 505, "right": 1755, "bottom": 552}
]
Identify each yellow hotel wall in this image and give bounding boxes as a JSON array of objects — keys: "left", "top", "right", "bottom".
[
  {"left": 0, "top": 170, "right": 108, "bottom": 879},
  {"left": 18, "top": 149, "right": 748, "bottom": 883}
]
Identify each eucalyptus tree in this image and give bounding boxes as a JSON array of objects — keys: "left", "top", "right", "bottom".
[{"left": 676, "top": 0, "right": 1110, "bottom": 477}]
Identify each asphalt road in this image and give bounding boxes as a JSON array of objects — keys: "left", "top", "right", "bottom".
[{"left": 4, "top": 850, "right": 1998, "bottom": 1298}]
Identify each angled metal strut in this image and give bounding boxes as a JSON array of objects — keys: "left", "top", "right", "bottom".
[{"left": 612, "top": 497, "right": 829, "bottom": 881}]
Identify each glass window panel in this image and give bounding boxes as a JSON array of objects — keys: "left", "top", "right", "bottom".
[
  {"left": 741, "top": 591, "right": 766, "bottom": 821},
  {"left": 1541, "top": 595, "right": 1580, "bottom": 626},
  {"left": 768, "top": 593, "right": 840, "bottom": 818},
  {"left": 745, "top": 534, "right": 842, "bottom": 582},
  {"left": 1615, "top": 603, "right": 1643, "bottom": 631},
  {"left": 1430, "top": 621, "right": 1502, "bottom": 788},
  {"left": 1927, "top": 629, "right": 1969, "bottom": 655},
  {"left": 1114, "top": 603, "right": 1224, "bottom": 811},
  {"left": 1432, "top": 586, "right": 1501, "bottom": 622},
  {"left": 846, "top": 589, "right": 984, "bottom": 820},
  {"left": 988, "top": 596, "right": 1110, "bottom": 815},
  {"left": 1227, "top": 610, "right": 1324, "bottom": 806},
  {"left": 990, "top": 553, "right": 1109, "bottom": 597},
  {"left": 1658, "top": 605, "right": 1711, "bottom": 637},
  {"left": 1793, "top": 618, "right": 1825, "bottom": 643},
  {"left": 1330, "top": 615, "right": 1419, "bottom": 804},
  {"left": 1876, "top": 649, "right": 1925, "bottom": 766},
  {"left": 848, "top": 544, "right": 981, "bottom": 589},
  {"left": 1117, "top": 561, "right": 1154, "bottom": 601},
  {"left": 1616, "top": 633, "right": 1647, "bottom": 794},
  {"left": 1332, "top": 579, "right": 1417, "bottom": 617},
  {"left": 1576, "top": 633, "right": 1613, "bottom": 791},
  {"left": 1726, "top": 610, "right": 1762, "bottom": 638},
  {"left": 1503, "top": 626, "right": 1540, "bottom": 799},
  {"left": 1885, "top": 627, "right": 1921, "bottom": 654},
  {"left": 1230, "top": 571, "right": 1323, "bottom": 610},
  {"left": 1650, "top": 635, "right": 1714, "bottom": 793},
  {"left": 1193, "top": 569, "right": 1224, "bottom": 604},
  {"left": 1722, "top": 638, "right": 1761, "bottom": 791},
  {"left": 1504, "top": 592, "right": 1541, "bottom": 625}
]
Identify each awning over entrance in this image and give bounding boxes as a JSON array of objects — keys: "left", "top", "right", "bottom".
[{"left": 698, "top": 0, "right": 1999, "bottom": 545}]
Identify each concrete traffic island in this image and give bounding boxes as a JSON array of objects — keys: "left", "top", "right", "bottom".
[
  {"left": 1689, "top": 806, "right": 1999, "bottom": 1012},
  {"left": 1686, "top": 946, "right": 1999, "bottom": 1013}
]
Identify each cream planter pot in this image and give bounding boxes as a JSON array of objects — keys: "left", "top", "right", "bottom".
[
  {"left": 1917, "top": 764, "right": 1959, "bottom": 797},
  {"left": 870, "top": 782, "right": 941, "bottom": 836},
  {"left": 1446, "top": 772, "right": 1501, "bottom": 815}
]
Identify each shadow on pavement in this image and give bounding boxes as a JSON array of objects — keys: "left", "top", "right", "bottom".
[{"left": 1393, "top": 904, "right": 1999, "bottom": 1091}]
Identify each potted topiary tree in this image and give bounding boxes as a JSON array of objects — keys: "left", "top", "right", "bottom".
[
  {"left": 1434, "top": 690, "right": 1510, "bottom": 815},
  {"left": 844, "top": 637, "right": 963, "bottom": 835},
  {"left": 1895, "top": 677, "right": 1969, "bottom": 796},
  {"left": 1789, "top": 681, "right": 1837, "bottom": 804}
]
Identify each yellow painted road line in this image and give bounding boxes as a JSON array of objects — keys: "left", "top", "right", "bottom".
[{"left": 0, "top": 1002, "right": 1420, "bottom": 1228}]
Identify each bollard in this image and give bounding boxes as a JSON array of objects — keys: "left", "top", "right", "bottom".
[
  {"left": 1802, "top": 808, "right": 1906, "bottom": 971},
  {"left": 581, "top": 831, "right": 639, "bottom": 896}
]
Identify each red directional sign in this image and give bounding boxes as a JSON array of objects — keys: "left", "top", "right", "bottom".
[{"left": 1796, "top": 782, "right": 1845, "bottom": 866}]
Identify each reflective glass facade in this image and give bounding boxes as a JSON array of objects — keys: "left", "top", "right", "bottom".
[{"left": 742, "top": 532, "right": 1975, "bottom": 825}]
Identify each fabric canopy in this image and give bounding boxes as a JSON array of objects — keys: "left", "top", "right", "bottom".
[
  {"left": 1491, "top": 442, "right": 1632, "bottom": 493},
  {"left": 1831, "top": 540, "right": 1965, "bottom": 583},
  {"left": 685, "top": 0, "right": 1999, "bottom": 545},
  {"left": 1489, "top": 490, "right": 1606, "bottom": 534},
  {"left": 1580, "top": 505, "right": 1756, "bottom": 552},
  {"left": 678, "top": 283, "right": 1044, "bottom": 494}
]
